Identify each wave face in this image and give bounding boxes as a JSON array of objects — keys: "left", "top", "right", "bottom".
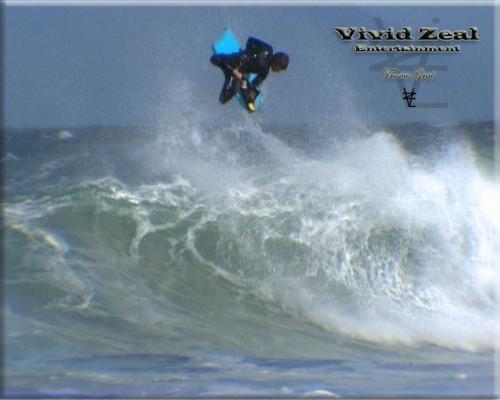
[{"left": 4, "top": 118, "right": 498, "bottom": 396}]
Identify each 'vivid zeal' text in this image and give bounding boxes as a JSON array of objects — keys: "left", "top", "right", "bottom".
[{"left": 334, "top": 26, "right": 478, "bottom": 53}]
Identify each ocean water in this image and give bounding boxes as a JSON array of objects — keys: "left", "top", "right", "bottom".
[{"left": 3, "top": 118, "right": 499, "bottom": 397}]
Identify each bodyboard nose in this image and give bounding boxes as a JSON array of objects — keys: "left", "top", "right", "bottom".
[{"left": 212, "top": 29, "right": 241, "bottom": 55}]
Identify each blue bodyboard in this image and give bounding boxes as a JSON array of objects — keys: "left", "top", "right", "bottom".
[
  {"left": 212, "top": 29, "right": 264, "bottom": 111},
  {"left": 212, "top": 29, "right": 241, "bottom": 55}
]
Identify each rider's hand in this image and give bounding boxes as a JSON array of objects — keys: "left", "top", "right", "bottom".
[{"left": 233, "top": 69, "right": 244, "bottom": 80}]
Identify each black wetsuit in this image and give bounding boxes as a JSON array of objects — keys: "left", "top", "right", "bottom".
[{"left": 210, "top": 37, "right": 273, "bottom": 105}]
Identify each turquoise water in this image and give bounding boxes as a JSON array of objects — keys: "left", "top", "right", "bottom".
[{"left": 4, "top": 120, "right": 498, "bottom": 397}]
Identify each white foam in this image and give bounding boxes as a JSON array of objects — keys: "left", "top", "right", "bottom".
[
  {"left": 57, "top": 129, "right": 74, "bottom": 140},
  {"left": 215, "top": 131, "right": 499, "bottom": 351}
]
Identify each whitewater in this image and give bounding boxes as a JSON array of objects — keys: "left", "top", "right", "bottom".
[{"left": 4, "top": 108, "right": 499, "bottom": 396}]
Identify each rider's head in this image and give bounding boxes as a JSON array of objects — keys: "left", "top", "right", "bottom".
[{"left": 270, "top": 52, "right": 289, "bottom": 72}]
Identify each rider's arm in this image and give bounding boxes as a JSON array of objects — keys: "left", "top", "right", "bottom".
[{"left": 231, "top": 69, "right": 248, "bottom": 89}]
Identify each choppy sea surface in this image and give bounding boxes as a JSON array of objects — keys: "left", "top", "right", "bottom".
[{"left": 4, "top": 119, "right": 499, "bottom": 397}]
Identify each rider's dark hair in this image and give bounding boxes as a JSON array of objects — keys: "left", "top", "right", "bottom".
[{"left": 271, "top": 52, "right": 289, "bottom": 71}]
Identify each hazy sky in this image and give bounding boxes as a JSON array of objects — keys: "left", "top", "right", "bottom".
[{"left": 5, "top": 5, "right": 494, "bottom": 129}]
